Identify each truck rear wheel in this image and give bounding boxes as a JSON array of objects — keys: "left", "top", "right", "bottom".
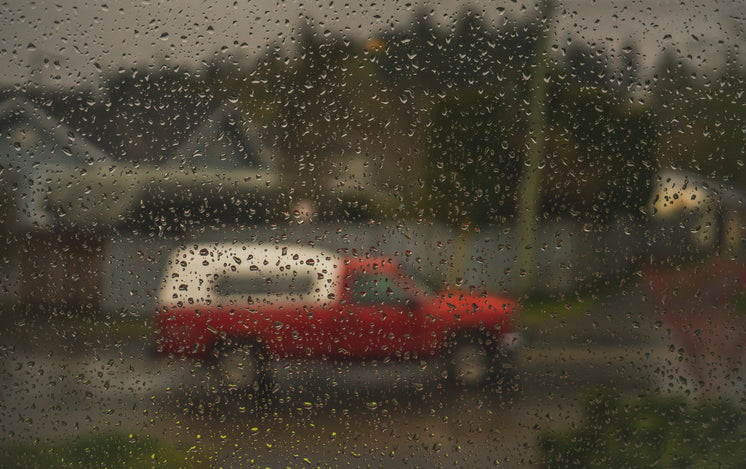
[{"left": 217, "top": 339, "right": 270, "bottom": 398}]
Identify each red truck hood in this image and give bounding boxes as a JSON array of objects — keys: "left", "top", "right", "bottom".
[{"left": 431, "top": 289, "right": 517, "bottom": 331}]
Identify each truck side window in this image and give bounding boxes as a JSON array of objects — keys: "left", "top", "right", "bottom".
[
  {"left": 215, "top": 273, "right": 313, "bottom": 299},
  {"left": 352, "top": 274, "right": 410, "bottom": 304}
]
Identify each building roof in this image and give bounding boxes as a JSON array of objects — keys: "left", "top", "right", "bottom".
[{"left": 0, "top": 94, "right": 281, "bottom": 231}]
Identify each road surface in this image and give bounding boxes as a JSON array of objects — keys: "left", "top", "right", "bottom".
[{"left": 0, "top": 288, "right": 693, "bottom": 467}]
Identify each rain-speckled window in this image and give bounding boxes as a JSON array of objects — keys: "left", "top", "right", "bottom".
[{"left": 2, "top": 1, "right": 745, "bottom": 467}]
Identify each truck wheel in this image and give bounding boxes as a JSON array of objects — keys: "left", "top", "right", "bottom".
[
  {"left": 492, "top": 350, "right": 519, "bottom": 397},
  {"left": 217, "top": 340, "right": 270, "bottom": 398},
  {"left": 448, "top": 334, "right": 492, "bottom": 388}
]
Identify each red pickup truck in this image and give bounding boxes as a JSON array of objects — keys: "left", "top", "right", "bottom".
[{"left": 153, "top": 244, "right": 520, "bottom": 393}]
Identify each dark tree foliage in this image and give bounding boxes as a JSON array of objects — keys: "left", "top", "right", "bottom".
[
  {"left": 102, "top": 69, "right": 215, "bottom": 163},
  {"left": 545, "top": 75, "right": 657, "bottom": 221},
  {"left": 19, "top": 5, "right": 744, "bottom": 226},
  {"left": 423, "top": 89, "right": 522, "bottom": 227}
]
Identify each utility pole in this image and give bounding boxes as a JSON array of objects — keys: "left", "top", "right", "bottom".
[{"left": 515, "top": 0, "right": 554, "bottom": 294}]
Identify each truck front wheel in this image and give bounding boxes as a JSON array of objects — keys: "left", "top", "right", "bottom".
[
  {"left": 448, "top": 334, "right": 492, "bottom": 388},
  {"left": 447, "top": 333, "right": 517, "bottom": 393}
]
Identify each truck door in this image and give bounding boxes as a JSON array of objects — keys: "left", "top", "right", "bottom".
[{"left": 341, "top": 270, "right": 421, "bottom": 359}]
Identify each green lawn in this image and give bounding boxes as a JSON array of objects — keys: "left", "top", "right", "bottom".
[
  {"left": 0, "top": 432, "right": 206, "bottom": 468},
  {"left": 517, "top": 294, "right": 594, "bottom": 329},
  {"left": 0, "top": 304, "right": 152, "bottom": 349}
]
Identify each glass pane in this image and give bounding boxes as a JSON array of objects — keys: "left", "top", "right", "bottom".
[{"left": 2, "top": 1, "right": 745, "bottom": 467}]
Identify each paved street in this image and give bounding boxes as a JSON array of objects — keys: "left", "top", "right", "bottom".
[{"left": 0, "top": 286, "right": 690, "bottom": 467}]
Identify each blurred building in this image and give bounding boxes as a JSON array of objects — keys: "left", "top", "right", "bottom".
[
  {"left": 649, "top": 168, "right": 746, "bottom": 257},
  {"left": 0, "top": 94, "right": 282, "bottom": 310}
]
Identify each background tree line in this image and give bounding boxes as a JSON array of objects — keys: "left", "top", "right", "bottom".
[{"left": 21, "top": 7, "right": 745, "bottom": 229}]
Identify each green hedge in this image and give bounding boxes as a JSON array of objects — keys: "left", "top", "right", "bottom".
[{"left": 540, "top": 392, "right": 746, "bottom": 469}]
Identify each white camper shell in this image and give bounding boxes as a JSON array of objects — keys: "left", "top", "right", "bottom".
[{"left": 159, "top": 243, "right": 341, "bottom": 308}]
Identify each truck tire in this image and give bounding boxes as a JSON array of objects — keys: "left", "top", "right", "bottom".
[
  {"left": 448, "top": 333, "right": 493, "bottom": 388},
  {"left": 448, "top": 333, "right": 518, "bottom": 394},
  {"left": 216, "top": 339, "right": 270, "bottom": 399}
]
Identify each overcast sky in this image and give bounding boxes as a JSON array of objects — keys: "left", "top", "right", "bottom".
[{"left": 1, "top": 0, "right": 743, "bottom": 89}]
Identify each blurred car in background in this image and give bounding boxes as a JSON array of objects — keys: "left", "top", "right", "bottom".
[{"left": 153, "top": 243, "right": 521, "bottom": 394}]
